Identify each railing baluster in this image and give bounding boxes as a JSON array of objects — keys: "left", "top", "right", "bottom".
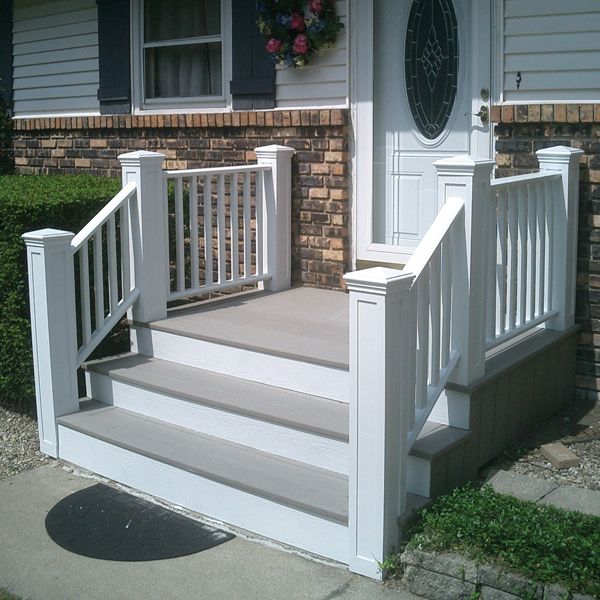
[
  {"left": 107, "top": 213, "right": 118, "bottom": 314},
  {"left": 486, "top": 189, "right": 498, "bottom": 341},
  {"left": 545, "top": 179, "right": 554, "bottom": 311},
  {"left": 79, "top": 244, "right": 91, "bottom": 345},
  {"left": 496, "top": 188, "right": 508, "bottom": 336},
  {"left": 175, "top": 176, "right": 185, "bottom": 292},
  {"left": 441, "top": 234, "right": 452, "bottom": 367},
  {"left": 507, "top": 188, "right": 518, "bottom": 331},
  {"left": 93, "top": 230, "right": 104, "bottom": 329},
  {"left": 190, "top": 175, "right": 200, "bottom": 290},
  {"left": 119, "top": 201, "right": 130, "bottom": 297},
  {"left": 243, "top": 171, "right": 252, "bottom": 277},
  {"left": 536, "top": 180, "right": 546, "bottom": 317},
  {"left": 517, "top": 184, "right": 528, "bottom": 327},
  {"left": 527, "top": 182, "right": 537, "bottom": 321},
  {"left": 256, "top": 170, "right": 264, "bottom": 277},
  {"left": 415, "top": 269, "right": 429, "bottom": 409},
  {"left": 216, "top": 174, "right": 226, "bottom": 284},
  {"left": 429, "top": 249, "right": 441, "bottom": 386},
  {"left": 231, "top": 173, "right": 240, "bottom": 282},
  {"left": 203, "top": 174, "right": 213, "bottom": 285}
]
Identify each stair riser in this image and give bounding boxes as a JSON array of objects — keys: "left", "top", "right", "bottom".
[
  {"left": 131, "top": 326, "right": 349, "bottom": 402},
  {"left": 58, "top": 425, "right": 349, "bottom": 564},
  {"left": 86, "top": 372, "right": 349, "bottom": 475}
]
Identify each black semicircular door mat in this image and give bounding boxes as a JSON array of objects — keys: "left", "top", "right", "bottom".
[{"left": 45, "top": 483, "right": 234, "bottom": 561}]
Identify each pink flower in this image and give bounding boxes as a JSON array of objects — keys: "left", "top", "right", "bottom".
[
  {"left": 293, "top": 34, "right": 309, "bottom": 54},
  {"left": 310, "top": 0, "right": 323, "bottom": 13},
  {"left": 266, "top": 38, "right": 282, "bottom": 53},
  {"left": 290, "top": 12, "right": 305, "bottom": 31}
]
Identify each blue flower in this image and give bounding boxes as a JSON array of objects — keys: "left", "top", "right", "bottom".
[
  {"left": 308, "top": 20, "right": 325, "bottom": 33},
  {"left": 276, "top": 13, "right": 292, "bottom": 27}
]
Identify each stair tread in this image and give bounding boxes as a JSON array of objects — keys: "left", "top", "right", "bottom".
[
  {"left": 411, "top": 422, "right": 472, "bottom": 460},
  {"left": 84, "top": 353, "right": 349, "bottom": 441},
  {"left": 139, "top": 288, "right": 349, "bottom": 369},
  {"left": 58, "top": 402, "right": 349, "bottom": 524}
]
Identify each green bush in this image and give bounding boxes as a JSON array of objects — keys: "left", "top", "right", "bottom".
[
  {"left": 0, "top": 97, "right": 13, "bottom": 175},
  {"left": 0, "top": 175, "right": 121, "bottom": 411},
  {"left": 410, "top": 484, "right": 600, "bottom": 596}
]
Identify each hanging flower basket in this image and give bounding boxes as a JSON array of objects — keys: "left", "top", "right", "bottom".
[{"left": 256, "top": 0, "right": 344, "bottom": 69}]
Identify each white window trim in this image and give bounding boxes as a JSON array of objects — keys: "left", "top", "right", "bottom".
[{"left": 131, "top": 0, "right": 232, "bottom": 114}]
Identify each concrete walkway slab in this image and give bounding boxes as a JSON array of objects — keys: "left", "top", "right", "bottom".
[
  {"left": 486, "top": 470, "right": 558, "bottom": 502},
  {"left": 539, "top": 485, "right": 600, "bottom": 517},
  {"left": 0, "top": 466, "right": 420, "bottom": 600}
]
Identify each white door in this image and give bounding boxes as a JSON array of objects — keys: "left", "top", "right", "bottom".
[{"left": 369, "top": 0, "right": 492, "bottom": 261}]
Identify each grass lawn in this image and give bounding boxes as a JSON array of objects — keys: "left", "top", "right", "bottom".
[{"left": 408, "top": 484, "right": 600, "bottom": 596}]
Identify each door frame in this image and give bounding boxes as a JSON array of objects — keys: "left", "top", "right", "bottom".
[{"left": 350, "top": 0, "right": 496, "bottom": 267}]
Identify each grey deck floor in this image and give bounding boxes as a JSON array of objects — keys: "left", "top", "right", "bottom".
[{"left": 148, "top": 287, "right": 350, "bottom": 369}]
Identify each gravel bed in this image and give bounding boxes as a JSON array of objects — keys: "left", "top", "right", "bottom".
[
  {"left": 487, "top": 401, "right": 600, "bottom": 492},
  {"left": 0, "top": 406, "right": 50, "bottom": 480}
]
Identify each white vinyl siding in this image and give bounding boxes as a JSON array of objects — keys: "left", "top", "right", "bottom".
[
  {"left": 503, "top": 0, "right": 600, "bottom": 103},
  {"left": 275, "top": 0, "right": 348, "bottom": 108},
  {"left": 12, "top": 0, "right": 100, "bottom": 116}
]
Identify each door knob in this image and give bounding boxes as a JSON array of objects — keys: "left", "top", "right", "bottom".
[{"left": 465, "top": 105, "right": 489, "bottom": 124}]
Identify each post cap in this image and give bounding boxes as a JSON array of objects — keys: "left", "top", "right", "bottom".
[
  {"left": 536, "top": 145, "right": 584, "bottom": 164},
  {"left": 254, "top": 144, "right": 296, "bottom": 158},
  {"left": 343, "top": 267, "right": 414, "bottom": 295},
  {"left": 118, "top": 150, "right": 166, "bottom": 167},
  {"left": 434, "top": 155, "right": 496, "bottom": 176},
  {"left": 22, "top": 228, "right": 74, "bottom": 245}
]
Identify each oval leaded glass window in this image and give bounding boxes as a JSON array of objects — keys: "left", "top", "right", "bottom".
[{"left": 405, "top": 0, "right": 458, "bottom": 140}]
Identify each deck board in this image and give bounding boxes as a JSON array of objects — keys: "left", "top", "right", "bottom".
[{"left": 149, "top": 287, "right": 350, "bottom": 368}]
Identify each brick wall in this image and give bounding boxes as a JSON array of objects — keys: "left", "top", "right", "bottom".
[
  {"left": 11, "top": 109, "right": 351, "bottom": 290},
  {"left": 491, "top": 103, "right": 600, "bottom": 400}
]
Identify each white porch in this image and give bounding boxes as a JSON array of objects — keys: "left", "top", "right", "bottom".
[{"left": 23, "top": 143, "right": 583, "bottom": 579}]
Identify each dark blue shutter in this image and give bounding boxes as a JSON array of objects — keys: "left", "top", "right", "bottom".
[
  {"left": 0, "top": 0, "right": 13, "bottom": 113},
  {"left": 230, "top": 0, "right": 275, "bottom": 110},
  {"left": 96, "top": 0, "right": 131, "bottom": 114}
]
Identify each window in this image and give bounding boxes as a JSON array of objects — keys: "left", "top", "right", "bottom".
[{"left": 137, "top": 0, "right": 226, "bottom": 107}]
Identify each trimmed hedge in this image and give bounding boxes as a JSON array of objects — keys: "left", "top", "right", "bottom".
[
  {"left": 0, "top": 98, "right": 13, "bottom": 174},
  {"left": 0, "top": 175, "right": 121, "bottom": 411}
]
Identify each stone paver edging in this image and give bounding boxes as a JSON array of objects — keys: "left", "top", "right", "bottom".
[
  {"left": 486, "top": 470, "right": 600, "bottom": 517},
  {"left": 401, "top": 547, "right": 595, "bottom": 600}
]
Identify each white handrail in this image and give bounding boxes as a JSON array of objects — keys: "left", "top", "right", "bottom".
[
  {"left": 164, "top": 164, "right": 271, "bottom": 177},
  {"left": 71, "top": 182, "right": 139, "bottom": 366},
  {"left": 71, "top": 182, "right": 137, "bottom": 251},
  {"left": 490, "top": 171, "right": 560, "bottom": 189},
  {"left": 402, "top": 197, "right": 464, "bottom": 281}
]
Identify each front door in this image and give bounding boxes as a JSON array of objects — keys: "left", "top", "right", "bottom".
[{"left": 358, "top": 0, "right": 492, "bottom": 264}]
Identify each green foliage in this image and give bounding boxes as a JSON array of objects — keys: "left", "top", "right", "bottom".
[
  {"left": 409, "top": 484, "right": 600, "bottom": 596},
  {"left": 377, "top": 548, "right": 403, "bottom": 580},
  {"left": 0, "top": 96, "right": 13, "bottom": 174},
  {"left": 0, "top": 175, "right": 120, "bottom": 411}
]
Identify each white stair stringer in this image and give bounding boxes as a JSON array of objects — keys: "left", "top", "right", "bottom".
[
  {"left": 85, "top": 368, "right": 349, "bottom": 475},
  {"left": 57, "top": 404, "right": 349, "bottom": 564},
  {"left": 131, "top": 324, "right": 350, "bottom": 403}
]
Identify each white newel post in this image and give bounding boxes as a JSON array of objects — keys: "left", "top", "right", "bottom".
[
  {"left": 343, "top": 267, "right": 415, "bottom": 579},
  {"left": 22, "top": 229, "right": 79, "bottom": 458},
  {"left": 536, "top": 145, "right": 584, "bottom": 331},
  {"left": 434, "top": 156, "right": 495, "bottom": 387},
  {"left": 118, "top": 151, "right": 168, "bottom": 323},
  {"left": 254, "top": 144, "right": 295, "bottom": 291}
]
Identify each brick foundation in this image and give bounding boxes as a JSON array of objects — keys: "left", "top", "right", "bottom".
[
  {"left": 491, "top": 104, "right": 600, "bottom": 399},
  {"left": 11, "top": 109, "right": 351, "bottom": 290}
]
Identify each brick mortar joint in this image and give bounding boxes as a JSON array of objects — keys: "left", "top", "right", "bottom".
[{"left": 11, "top": 109, "right": 351, "bottom": 132}]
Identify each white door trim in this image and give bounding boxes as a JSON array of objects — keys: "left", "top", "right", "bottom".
[{"left": 350, "top": 0, "right": 495, "bottom": 267}]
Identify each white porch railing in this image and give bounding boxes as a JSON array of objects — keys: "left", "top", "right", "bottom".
[
  {"left": 344, "top": 145, "right": 583, "bottom": 578},
  {"left": 164, "top": 164, "right": 271, "bottom": 300},
  {"left": 23, "top": 144, "right": 294, "bottom": 457}
]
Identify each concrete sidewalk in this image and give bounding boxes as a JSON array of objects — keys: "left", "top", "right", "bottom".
[{"left": 0, "top": 465, "right": 420, "bottom": 600}]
